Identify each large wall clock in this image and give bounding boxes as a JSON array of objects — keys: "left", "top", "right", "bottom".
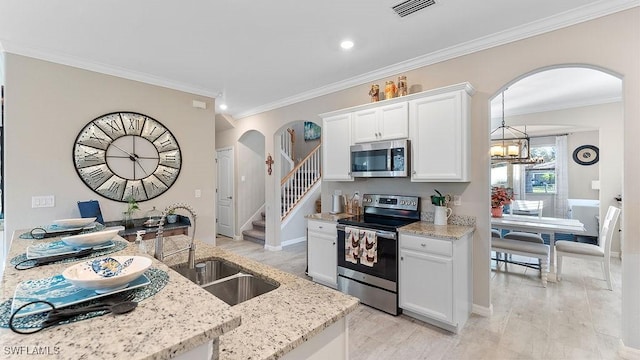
[
  {"left": 572, "top": 145, "right": 599, "bottom": 166},
  {"left": 73, "top": 112, "right": 182, "bottom": 202}
]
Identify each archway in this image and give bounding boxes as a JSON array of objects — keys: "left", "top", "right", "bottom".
[{"left": 488, "top": 64, "right": 623, "bottom": 315}]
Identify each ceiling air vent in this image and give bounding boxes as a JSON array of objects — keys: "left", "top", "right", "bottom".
[{"left": 392, "top": 0, "right": 435, "bottom": 17}]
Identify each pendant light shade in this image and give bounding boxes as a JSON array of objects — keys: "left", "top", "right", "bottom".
[{"left": 490, "top": 90, "right": 539, "bottom": 163}]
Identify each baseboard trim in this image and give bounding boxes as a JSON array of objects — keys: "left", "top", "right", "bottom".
[
  {"left": 619, "top": 339, "right": 640, "bottom": 359},
  {"left": 472, "top": 303, "right": 493, "bottom": 317},
  {"left": 281, "top": 236, "right": 306, "bottom": 247},
  {"left": 264, "top": 244, "right": 282, "bottom": 251}
]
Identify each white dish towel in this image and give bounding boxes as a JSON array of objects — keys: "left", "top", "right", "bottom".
[
  {"left": 345, "top": 226, "right": 360, "bottom": 264},
  {"left": 360, "top": 230, "right": 377, "bottom": 267}
]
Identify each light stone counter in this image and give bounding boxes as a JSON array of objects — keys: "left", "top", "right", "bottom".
[
  {"left": 160, "top": 236, "right": 360, "bottom": 360},
  {"left": 1, "top": 231, "right": 241, "bottom": 360},
  {"left": 305, "top": 212, "right": 353, "bottom": 223},
  {"left": 398, "top": 221, "right": 475, "bottom": 240}
]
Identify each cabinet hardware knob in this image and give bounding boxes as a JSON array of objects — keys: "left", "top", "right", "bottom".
[
  {"left": 400, "top": 256, "right": 404, "bottom": 260},
  {"left": 333, "top": 242, "right": 336, "bottom": 245},
  {"left": 421, "top": 243, "right": 426, "bottom": 247},
  {"left": 319, "top": 226, "right": 323, "bottom": 229}
]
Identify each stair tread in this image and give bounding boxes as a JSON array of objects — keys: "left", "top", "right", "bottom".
[
  {"left": 252, "top": 219, "right": 266, "bottom": 227},
  {"left": 242, "top": 229, "right": 265, "bottom": 239}
]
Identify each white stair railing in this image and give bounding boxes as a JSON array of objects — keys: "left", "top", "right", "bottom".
[{"left": 281, "top": 143, "right": 321, "bottom": 220}]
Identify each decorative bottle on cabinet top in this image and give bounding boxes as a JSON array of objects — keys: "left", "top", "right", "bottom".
[
  {"left": 384, "top": 81, "right": 397, "bottom": 100},
  {"left": 397, "top": 76, "right": 407, "bottom": 96}
]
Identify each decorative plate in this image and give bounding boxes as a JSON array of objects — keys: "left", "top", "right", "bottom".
[
  {"left": 572, "top": 145, "right": 599, "bottom": 165},
  {"left": 11, "top": 274, "right": 150, "bottom": 318},
  {"left": 60, "top": 228, "right": 120, "bottom": 247},
  {"left": 51, "top": 218, "right": 97, "bottom": 229},
  {"left": 62, "top": 256, "right": 152, "bottom": 293},
  {"left": 26, "top": 240, "right": 114, "bottom": 259}
]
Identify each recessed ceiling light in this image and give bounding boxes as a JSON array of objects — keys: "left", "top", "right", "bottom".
[
  {"left": 219, "top": 103, "right": 228, "bottom": 111},
  {"left": 340, "top": 40, "right": 354, "bottom": 50}
]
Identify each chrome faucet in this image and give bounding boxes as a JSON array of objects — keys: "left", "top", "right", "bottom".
[{"left": 154, "top": 203, "right": 198, "bottom": 269}]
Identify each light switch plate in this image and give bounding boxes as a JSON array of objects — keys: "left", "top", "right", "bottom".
[{"left": 32, "top": 195, "right": 55, "bottom": 208}]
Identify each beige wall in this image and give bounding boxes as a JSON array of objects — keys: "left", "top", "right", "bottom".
[
  {"left": 3, "top": 54, "right": 217, "bottom": 256},
  {"left": 216, "top": 8, "right": 639, "bottom": 334}
]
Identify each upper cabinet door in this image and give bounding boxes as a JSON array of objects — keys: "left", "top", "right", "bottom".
[
  {"left": 379, "top": 102, "right": 409, "bottom": 141},
  {"left": 352, "top": 108, "right": 379, "bottom": 143},
  {"left": 409, "top": 89, "right": 471, "bottom": 182},
  {"left": 353, "top": 102, "right": 408, "bottom": 143},
  {"left": 322, "top": 113, "right": 354, "bottom": 181}
]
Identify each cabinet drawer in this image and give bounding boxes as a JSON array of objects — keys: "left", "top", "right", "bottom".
[
  {"left": 400, "top": 234, "right": 452, "bottom": 257},
  {"left": 307, "top": 220, "right": 337, "bottom": 236}
]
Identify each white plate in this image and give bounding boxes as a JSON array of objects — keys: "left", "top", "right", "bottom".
[
  {"left": 62, "top": 256, "right": 152, "bottom": 293},
  {"left": 51, "top": 217, "right": 97, "bottom": 229},
  {"left": 11, "top": 273, "right": 150, "bottom": 318},
  {"left": 61, "top": 229, "right": 120, "bottom": 247}
]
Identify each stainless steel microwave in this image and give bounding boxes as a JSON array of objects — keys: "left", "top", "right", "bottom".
[{"left": 350, "top": 139, "right": 410, "bottom": 177}]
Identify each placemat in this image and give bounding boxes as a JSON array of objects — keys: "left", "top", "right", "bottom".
[
  {"left": 0, "top": 268, "right": 169, "bottom": 330},
  {"left": 19, "top": 223, "right": 106, "bottom": 239},
  {"left": 9, "top": 240, "right": 130, "bottom": 267}
]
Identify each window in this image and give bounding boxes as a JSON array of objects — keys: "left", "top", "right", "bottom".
[
  {"left": 491, "top": 163, "right": 508, "bottom": 187},
  {"left": 525, "top": 145, "right": 556, "bottom": 194}
]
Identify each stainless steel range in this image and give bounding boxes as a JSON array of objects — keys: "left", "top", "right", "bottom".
[{"left": 336, "top": 194, "right": 420, "bottom": 315}]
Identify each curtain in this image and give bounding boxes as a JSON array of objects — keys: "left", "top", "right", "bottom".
[{"left": 555, "top": 135, "right": 569, "bottom": 218}]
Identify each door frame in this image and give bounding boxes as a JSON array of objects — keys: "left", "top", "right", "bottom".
[{"left": 216, "top": 146, "right": 235, "bottom": 238}]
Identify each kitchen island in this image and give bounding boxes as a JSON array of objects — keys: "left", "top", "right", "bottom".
[{"left": 1, "top": 232, "right": 359, "bottom": 360}]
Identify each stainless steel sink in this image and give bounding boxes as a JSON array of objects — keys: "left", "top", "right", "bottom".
[
  {"left": 202, "top": 273, "right": 278, "bottom": 306},
  {"left": 170, "top": 260, "right": 240, "bottom": 286},
  {"left": 170, "top": 259, "right": 278, "bottom": 305}
]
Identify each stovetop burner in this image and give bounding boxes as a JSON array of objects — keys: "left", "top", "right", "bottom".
[{"left": 336, "top": 194, "right": 420, "bottom": 232}]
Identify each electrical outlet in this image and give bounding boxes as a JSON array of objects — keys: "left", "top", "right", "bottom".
[
  {"left": 453, "top": 195, "right": 462, "bottom": 206},
  {"left": 32, "top": 195, "right": 55, "bottom": 208}
]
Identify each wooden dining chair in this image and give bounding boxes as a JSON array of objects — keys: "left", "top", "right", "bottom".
[{"left": 556, "top": 205, "right": 621, "bottom": 290}]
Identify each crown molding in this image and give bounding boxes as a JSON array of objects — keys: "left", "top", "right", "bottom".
[
  {"left": 234, "top": 0, "right": 639, "bottom": 119},
  {"left": 0, "top": 39, "right": 220, "bottom": 99}
]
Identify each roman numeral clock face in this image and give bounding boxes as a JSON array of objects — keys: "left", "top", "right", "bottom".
[{"left": 73, "top": 112, "right": 182, "bottom": 202}]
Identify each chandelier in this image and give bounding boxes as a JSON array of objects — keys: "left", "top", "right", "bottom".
[{"left": 490, "top": 91, "right": 541, "bottom": 164}]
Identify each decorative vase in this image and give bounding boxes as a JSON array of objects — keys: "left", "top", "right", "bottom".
[
  {"left": 384, "top": 80, "right": 397, "bottom": 99},
  {"left": 491, "top": 206, "right": 503, "bottom": 218},
  {"left": 123, "top": 212, "right": 135, "bottom": 228}
]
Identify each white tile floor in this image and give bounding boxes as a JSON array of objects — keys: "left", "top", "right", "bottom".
[{"left": 216, "top": 237, "right": 623, "bottom": 359}]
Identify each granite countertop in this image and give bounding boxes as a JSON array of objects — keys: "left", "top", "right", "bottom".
[
  {"left": 1, "top": 231, "right": 241, "bottom": 360},
  {"left": 398, "top": 221, "right": 475, "bottom": 240},
  {"left": 2, "top": 232, "right": 359, "bottom": 360},
  {"left": 305, "top": 212, "right": 353, "bottom": 222},
  {"left": 160, "top": 236, "right": 360, "bottom": 360}
]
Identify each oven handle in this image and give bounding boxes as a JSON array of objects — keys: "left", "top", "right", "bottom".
[{"left": 337, "top": 224, "right": 397, "bottom": 240}]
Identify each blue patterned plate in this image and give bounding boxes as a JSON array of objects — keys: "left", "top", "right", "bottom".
[
  {"left": 11, "top": 273, "right": 150, "bottom": 318},
  {"left": 26, "top": 240, "right": 114, "bottom": 259}
]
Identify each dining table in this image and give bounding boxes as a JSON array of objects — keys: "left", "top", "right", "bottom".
[{"left": 491, "top": 214, "right": 586, "bottom": 269}]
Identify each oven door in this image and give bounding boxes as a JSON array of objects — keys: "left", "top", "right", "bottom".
[{"left": 337, "top": 224, "right": 398, "bottom": 282}]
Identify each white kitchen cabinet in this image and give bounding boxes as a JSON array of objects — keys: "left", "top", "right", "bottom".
[
  {"left": 307, "top": 219, "right": 338, "bottom": 288},
  {"left": 321, "top": 113, "right": 353, "bottom": 181},
  {"left": 353, "top": 102, "right": 408, "bottom": 143},
  {"left": 409, "top": 83, "right": 473, "bottom": 182},
  {"left": 398, "top": 232, "right": 471, "bottom": 333}
]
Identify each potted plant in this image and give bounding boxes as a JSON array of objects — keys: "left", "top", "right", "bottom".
[
  {"left": 166, "top": 209, "right": 178, "bottom": 224},
  {"left": 123, "top": 196, "right": 139, "bottom": 228},
  {"left": 491, "top": 187, "right": 513, "bottom": 217}
]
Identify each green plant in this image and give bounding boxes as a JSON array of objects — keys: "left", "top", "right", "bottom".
[
  {"left": 430, "top": 189, "right": 449, "bottom": 207},
  {"left": 124, "top": 196, "right": 139, "bottom": 215}
]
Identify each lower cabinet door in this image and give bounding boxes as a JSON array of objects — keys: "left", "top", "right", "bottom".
[
  {"left": 308, "top": 232, "right": 337, "bottom": 288},
  {"left": 399, "top": 248, "right": 453, "bottom": 323}
]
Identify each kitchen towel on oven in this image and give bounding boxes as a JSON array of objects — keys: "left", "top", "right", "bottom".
[
  {"left": 360, "top": 229, "right": 377, "bottom": 267},
  {"left": 345, "top": 226, "right": 360, "bottom": 264}
]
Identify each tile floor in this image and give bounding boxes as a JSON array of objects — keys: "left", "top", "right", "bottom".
[{"left": 215, "top": 236, "right": 623, "bottom": 359}]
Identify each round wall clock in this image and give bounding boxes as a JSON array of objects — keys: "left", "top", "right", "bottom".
[
  {"left": 572, "top": 145, "right": 599, "bottom": 166},
  {"left": 73, "top": 112, "right": 182, "bottom": 202}
]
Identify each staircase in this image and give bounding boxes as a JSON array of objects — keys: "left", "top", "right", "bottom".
[
  {"left": 241, "top": 129, "right": 321, "bottom": 245},
  {"left": 242, "top": 212, "right": 266, "bottom": 244}
]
